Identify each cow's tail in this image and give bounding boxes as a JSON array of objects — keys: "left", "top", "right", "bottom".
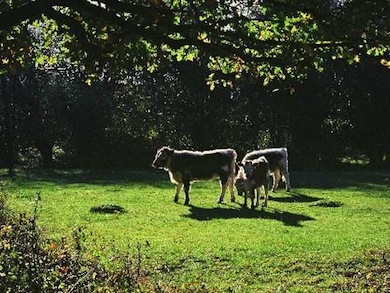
[
  {"left": 229, "top": 149, "right": 238, "bottom": 201},
  {"left": 230, "top": 149, "right": 238, "bottom": 179},
  {"left": 282, "top": 147, "right": 289, "bottom": 172}
]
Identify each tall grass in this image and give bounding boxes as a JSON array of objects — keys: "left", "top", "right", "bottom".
[{"left": 1, "top": 169, "right": 389, "bottom": 291}]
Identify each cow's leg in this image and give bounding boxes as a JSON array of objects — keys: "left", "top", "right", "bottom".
[
  {"left": 280, "top": 159, "right": 291, "bottom": 192},
  {"left": 174, "top": 183, "right": 183, "bottom": 203},
  {"left": 183, "top": 181, "right": 191, "bottom": 205},
  {"left": 262, "top": 185, "right": 268, "bottom": 207},
  {"left": 250, "top": 190, "right": 256, "bottom": 209},
  {"left": 218, "top": 175, "right": 228, "bottom": 203},
  {"left": 263, "top": 178, "right": 269, "bottom": 207},
  {"left": 255, "top": 187, "right": 260, "bottom": 207},
  {"left": 243, "top": 191, "right": 248, "bottom": 208},
  {"left": 272, "top": 170, "right": 281, "bottom": 192},
  {"left": 218, "top": 182, "right": 227, "bottom": 203},
  {"left": 228, "top": 177, "right": 236, "bottom": 202},
  {"left": 281, "top": 169, "right": 291, "bottom": 192}
]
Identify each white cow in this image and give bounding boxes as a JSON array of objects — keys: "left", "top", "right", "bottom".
[{"left": 241, "top": 147, "right": 291, "bottom": 192}]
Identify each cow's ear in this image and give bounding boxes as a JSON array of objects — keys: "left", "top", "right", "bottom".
[{"left": 244, "top": 160, "right": 253, "bottom": 167}]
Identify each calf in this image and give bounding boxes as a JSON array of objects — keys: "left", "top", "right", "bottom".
[
  {"left": 235, "top": 156, "right": 270, "bottom": 208},
  {"left": 234, "top": 165, "right": 247, "bottom": 197},
  {"left": 242, "top": 147, "right": 291, "bottom": 192},
  {"left": 152, "top": 146, "right": 237, "bottom": 205}
]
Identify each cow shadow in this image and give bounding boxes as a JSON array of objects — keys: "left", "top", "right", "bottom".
[{"left": 183, "top": 204, "right": 315, "bottom": 227}]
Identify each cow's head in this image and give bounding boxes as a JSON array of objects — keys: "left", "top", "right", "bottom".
[
  {"left": 234, "top": 163, "right": 247, "bottom": 196},
  {"left": 243, "top": 157, "right": 267, "bottom": 178},
  {"left": 152, "top": 147, "right": 174, "bottom": 170},
  {"left": 243, "top": 160, "right": 256, "bottom": 178}
]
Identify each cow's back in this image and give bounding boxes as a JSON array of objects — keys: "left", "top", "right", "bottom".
[
  {"left": 170, "top": 149, "right": 236, "bottom": 180},
  {"left": 243, "top": 148, "right": 287, "bottom": 171}
]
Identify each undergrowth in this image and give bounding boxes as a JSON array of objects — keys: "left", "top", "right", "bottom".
[{"left": 0, "top": 191, "right": 166, "bottom": 292}]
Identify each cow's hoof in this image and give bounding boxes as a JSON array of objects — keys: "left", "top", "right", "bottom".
[
  {"left": 231, "top": 198, "right": 235, "bottom": 203},
  {"left": 174, "top": 196, "right": 179, "bottom": 203},
  {"left": 184, "top": 201, "right": 190, "bottom": 205},
  {"left": 286, "top": 188, "right": 291, "bottom": 192}
]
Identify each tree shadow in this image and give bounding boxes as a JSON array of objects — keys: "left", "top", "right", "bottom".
[
  {"left": 291, "top": 171, "right": 390, "bottom": 192},
  {"left": 309, "top": 200, "right": 343, "bottom": 208},
  {"left": 4, "top": 168, "right": 167, "bottom": 187},
  {"left": 270, "top": 192, "right": 322, "bottom": 203},
  {"left": 183, "top": 204, "right": 315, "bottom": 227},
  {"left": 7, "top": 169, "right": 389, "bottom": 194},
  {"left": 90, "top": 204, "right": 127, "bottom": 214}
]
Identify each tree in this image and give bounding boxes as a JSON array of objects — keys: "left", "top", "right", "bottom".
[
  {"left": 2, "top": 1, "right": 390, "bottom": 170},
  {"left": 1, "top": 0, "right": 390, "bottom": 84}
]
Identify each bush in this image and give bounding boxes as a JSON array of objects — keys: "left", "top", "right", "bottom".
[{"left": 0, "top": 192, "right": 161, "bottom": 292}]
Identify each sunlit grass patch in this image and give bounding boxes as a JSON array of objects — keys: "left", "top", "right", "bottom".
[{"left": 2, "top": 168, "right": 390, "bottom": 291}]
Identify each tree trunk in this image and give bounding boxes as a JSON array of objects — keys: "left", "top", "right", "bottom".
[{"left": 0, "top": 77, "right": 17, "bottom": 174}]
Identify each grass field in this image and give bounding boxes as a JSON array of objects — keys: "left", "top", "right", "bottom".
[{"left": 1, "top": 168, "right": 390, "bottom": 292}]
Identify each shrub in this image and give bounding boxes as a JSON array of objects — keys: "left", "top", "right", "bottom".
[{"left": 0, "top": 192, "right": 162, "bottom": 292}]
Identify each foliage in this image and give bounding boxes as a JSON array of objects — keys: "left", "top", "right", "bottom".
[
  {"left": 1, "top": 1, "right": 390, "bottom": 171},
  {"left": 1, "top": 1, "right": 390, "bottom": 84},
  {"left": 1, "top": 56, "right": 389, "bottom": 170}
]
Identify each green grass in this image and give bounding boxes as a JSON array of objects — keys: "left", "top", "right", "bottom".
[{"left": 1, "top": 169, "right": 390, "bottom": 292}]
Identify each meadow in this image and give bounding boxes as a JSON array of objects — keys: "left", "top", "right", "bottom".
[{"left": 2, "top": 168, "right": 390, "bottom": 292}]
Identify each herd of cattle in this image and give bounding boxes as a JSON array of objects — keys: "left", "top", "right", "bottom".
[{"left": 152, "top": 146, "right": 290, "bottom": 209}]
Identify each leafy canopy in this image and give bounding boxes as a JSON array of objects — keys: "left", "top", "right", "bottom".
[{"left": 1, "top": 0, "right": 390, "bottom": 85}]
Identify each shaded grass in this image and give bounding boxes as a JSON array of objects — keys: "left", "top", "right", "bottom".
[
  {"left": 1, "top": 168, "right": 390, "bottom": 291},
  {"left": 310, "top": 199, "right": 343, "bottom": 207},
  {"left": 90, "top": 204, "right": 127, "bottom": 214},
  {"left": 183, "top": 204, "right": 315, "bottom": 227}
]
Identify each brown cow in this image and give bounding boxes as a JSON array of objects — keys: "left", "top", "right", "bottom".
[
  {"left": 152, "top": 147, "right": 237, "bottom": 205},
  {"left": 235, "top": 156, "right": 270, "bottom": 208}
]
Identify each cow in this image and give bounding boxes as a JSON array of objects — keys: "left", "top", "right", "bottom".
[
  {"left": 242, "top": 147, "right": 291, "bottom": 192},
  {"left": 234, "top": 164, "right": 247, "bottom": 197},
  {"left": 235, "top": 156, "right": 270, "bottom": 208},
  {"left": 152, "top": 146, "right": 237, "bottom": 205}
]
